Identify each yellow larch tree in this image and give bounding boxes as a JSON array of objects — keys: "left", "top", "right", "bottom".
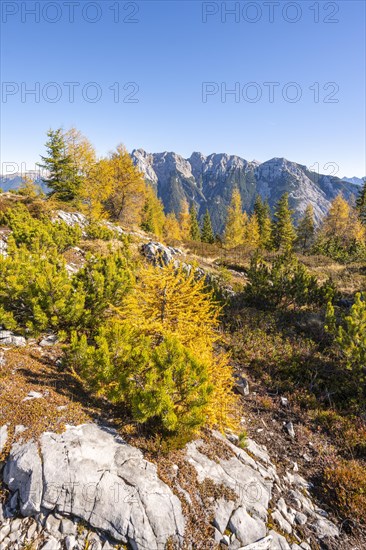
[
  {"left": 116, "top": 262, "right": 238, "bottom": 431},
  {"left": 179, "top": 199, "right": 191, "bottom": 240},
  {"left": 244, "top": 212, "right": 261, "bottom": 247},
  {"left": 105, "top": 144, "right": 146, "bottom": 227},
  {"left": 223, "top": 188, "right": 245, "bottom": 248},
  {"left": 164, "top": 212, "right": 182, "bottom": 240}
]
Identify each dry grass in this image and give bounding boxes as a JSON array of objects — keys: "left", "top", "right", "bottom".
[{"left": 0, "top": 346, "right": 91, "bottom": 459}]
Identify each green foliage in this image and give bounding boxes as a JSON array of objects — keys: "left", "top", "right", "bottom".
[
  {"left": 0, "top": 242, "right": 85, "bottom": 334},
  {"left": 189, "top": 205, "right": 201, "bottom": 241},
  {"left": 0, "top": 203, "right": 81, "bottom": 252},
  {"left": 38, "top": 128, "right": 80, "bottom": 201},
  {"left": 326, "top": 293, "right": 366, "bottom": 382},
  {"left": 74, "top": 251, "right": 132, "bottom": 332},
  {"left": 357, "top": 179, "right": 366, "bottom": 226},
  {"left": 69, "top": 325, "right": 212, "bottom": 433},
  {"left": 312, "top": 236, "right": 366, "bottom": 264},
  {"left": 271, "top": 193, "right": 296, "bottom": 251},
  {"left": 296, "top": 204, "right": 315, "bottom": 252},
  {"left": 253, "top": 195, "right": 272, "bottom": 250},
  {"left": 243, "top": 252, "right": 335, "bottom": 309},
  {"left": 84, "top": 222, "right": 116, "bottom": 241},
  {"left": 201, "top": 209, "right": 214, "bottom": 243}
]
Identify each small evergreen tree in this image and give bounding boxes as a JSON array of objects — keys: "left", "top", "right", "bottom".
[
  {"left": 326, "top": 293, "right": 366, "bottom": 383},
  {"left": 223, "top": 188, "right": 245, "bottom": 248},
  {"left": 201, "top": 209, "right": 214, "bottom": 243},
  {"left": 189, "top": 204, "right": 201, "bottom": 241},
  {"left": 356, "top": 179, "right": 366, "bottom": 226},
  {"left": 253, "top": 195, "right": 272, "bottom": 249},
  {"left": 38, "top": 128, "right": 77, "bottom": 201},
  {"left": 272, "top": 193, "right": 296, "bottom": 251},
  {"left": 296, "top": 204, "right": 315, "bottom": 252}
]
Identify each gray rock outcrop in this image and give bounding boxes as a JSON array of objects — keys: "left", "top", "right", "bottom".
[{"left": 3, "top": 424, "right": 184, "bottom": 550}]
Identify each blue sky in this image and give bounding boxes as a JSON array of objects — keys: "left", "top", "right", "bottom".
[{"left": 1, "top": 0, "right": 365, "bottom": 177}]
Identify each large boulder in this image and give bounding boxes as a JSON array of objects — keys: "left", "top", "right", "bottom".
[{"left": 3, "top": 424, "right": 184, "bottom": 550}]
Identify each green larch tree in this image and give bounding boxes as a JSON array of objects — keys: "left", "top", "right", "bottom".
[
  {"left": 271, "top": 193, "right": 296, "bottom": 251},
  {"left": 201, "top": 209, "right": 214, "bottom": 243}
]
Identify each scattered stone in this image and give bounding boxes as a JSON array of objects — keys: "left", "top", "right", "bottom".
[
  {"left": 14, "top": 425, "right": 28, "bottom": 436},
  {"left": 295, "top": 512, "right": 308, "bottom": 526},
  {"left": 311, "top": 517, "right": 339, "bottom": 539},
  {"left": 228, "top": 507, "right": 267, "bottom": 546},
  {"left": 268, "top": 530, "right": 291, "bottom": 549},
  {"left": 0, "top": 330, "right": 26, "bottom": 347},
  {"left": 45, "top": 514, "right": 61, "bottom": 535},
  {"left": 22, "top": 391, "right": 43, "bottom": 402},
  {"left": 235, "top": 375, "right": 250, "bottom": 396},
  {"left": 272, "top": 510, "right": 292, "bottom": 534},
  {"left": 0, "top": 425, "right": 8, "bottom": 453},
  {"left": 239, "top": 535, "right": 273, "bottom": 549},
  {"left": 41, "top": 536, "right": 61, "bottom": 550},
  {"left": 280, "top": 397, "right": 288, "bottom": 406},
  {"left": 285, "top": 422, "right": 295, "bottom": 439},
  {"left": 39, "top": 334, "right": 58, "bottom": 347},
  {"left": 64, "top": 535, "right": 77, "bottom": 550},
  {"left": 213, "top": 498, "right": 235, "bottom": 533}
]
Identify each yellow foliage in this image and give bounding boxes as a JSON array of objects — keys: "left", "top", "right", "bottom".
[
  {"left": 116, "top": 262, "right": 238, "bottom": 430},
  {"left": 179, "top": 199, "right": 191, "bottom": 240},
  {"left": 224, "top": 189, "right": 245, "bottom": 248},
  {"left": 64, "top": 127, "right": 96, "bottom": 177},
  {"left": 105, "top": 144, "right": 146, "bottom": 227},
  {"left": 244, "top": 213, "right": 261, "bottom": 247},
  {"left": 164, "top": 212, "right": 182, "bottom": 240},
  {"left": 79, "top": 158, "right": 114, "bottom": 221},
  {"left": 142, "top": 185, "right": 165, "bottom": 237}
]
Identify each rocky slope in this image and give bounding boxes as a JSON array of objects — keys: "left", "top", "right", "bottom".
[
  {"left": 0, "top": 212, "right": 343, "bottom": 550},
  {"left": 131, "top": 150, "right": 359, "bottom": 232},
  {"left": 0, "top": 415, "right": 340, "bottom": 550}
]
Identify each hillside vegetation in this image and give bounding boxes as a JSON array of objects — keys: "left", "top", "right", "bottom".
[{"left": 0, "top": 128, "right": 366, "bottom": 547}]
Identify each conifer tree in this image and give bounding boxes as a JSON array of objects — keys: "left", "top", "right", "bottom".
[
  {"left": 356, "top": 179, "right": 366, "bottom": 226},
  {"left": 244, "top": 213, "right": 261, "bottom": 247},
  {"left": 105, "top": 145, "right": 146, "bottom": 226},
  {"left": 79, "top": 158, "right": 114, "bottom": 221},
  {"left": 164, "top": 212, "right": 182, "bottom": 240},
  {"left": 272, "top": 193, "right": 296, "bottom": 251},
  {"left": 254, "top": 195, "right": 272, "bottom": 249},
  {"left": 64, "top": 127, "right": 96, "bottom": 185},
  {"left": 38, "top": 128, "right": 77, "bottom": 201},
  {"left": 189, "top": 204, "right": 201, "bottom": 241},
  {"left": 179, "top": 199, "right": 191, "bottom": 240},
  {"left": 201, "top": 209, "right": 214, "bottom": 243},
  {"left": 296, "top": 204, "right": 315, "bottom": 252},
  {"left": 322, "top": 194, "right": 351, "bottom": 240},
  {"left": 223, "top": 188, "right": 245, "bottom": 248},
  {"left": 141, "top": 185, "right": 165, "bottom": 237}
]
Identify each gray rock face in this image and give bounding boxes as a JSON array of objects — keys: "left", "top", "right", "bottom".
[
  {"left": 3, "top": 424, "right": 184, "bottom": 550},
  {"left": 0, "top": 330, "right": 26, "bottom": 347},
  {"left": 55, "top": 210, "right": 87, "bottom": 228},
  {"left": 141, "top": 241, "right": 182, "bottom": 266},
  {"left": 0, "top": 425, "right": 8, "bottom": 454},
  {"left": 131, "top": 150, "right": 358, "bottom": 233},
  {"left": 4, "top": 440, "right": 43, "bottom": 516}
]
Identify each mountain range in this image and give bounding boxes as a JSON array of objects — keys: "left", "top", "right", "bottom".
[
  {"left": 131, "top": 150, "right": 361, "bottom": 233},
  {"left": 1, "top": 153, "right": 362, "bottom": 234}
]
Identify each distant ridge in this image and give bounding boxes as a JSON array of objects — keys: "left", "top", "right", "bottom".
[{"left": 132, "top": 150, "right": 359, "bottom": 232}]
